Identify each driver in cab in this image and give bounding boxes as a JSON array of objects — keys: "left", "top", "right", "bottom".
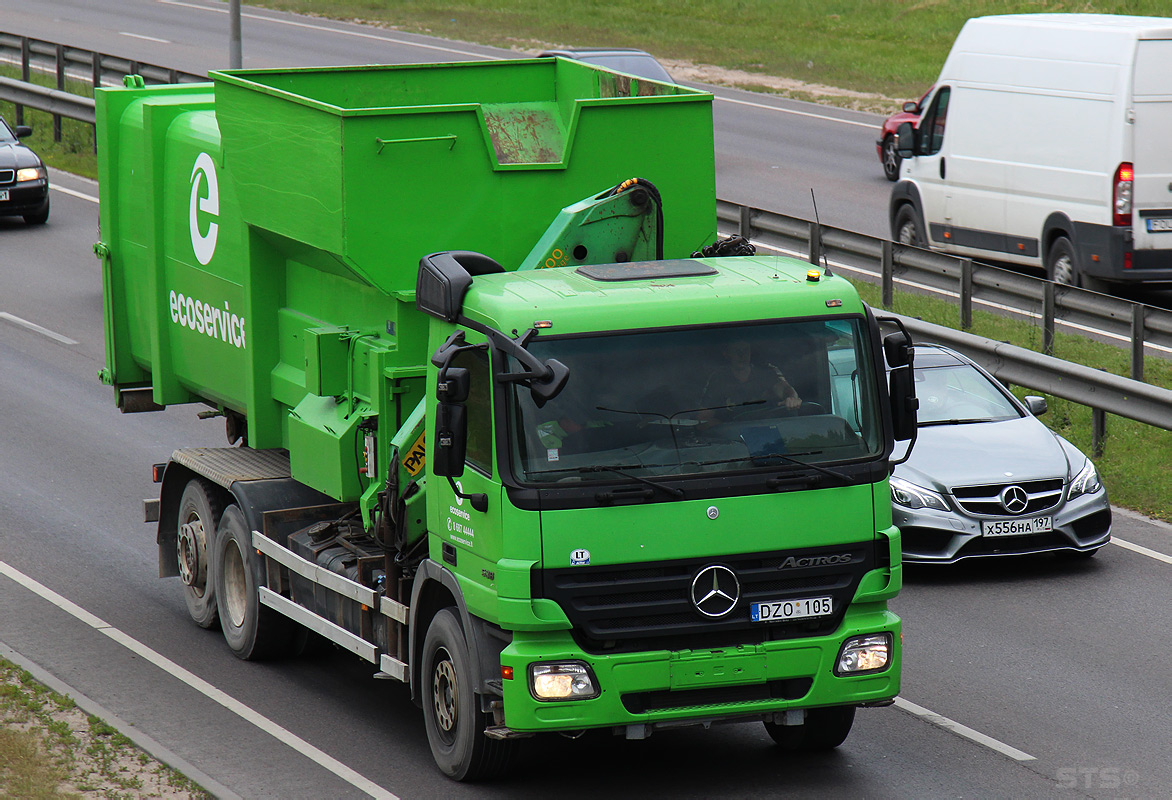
[{"left": 699, "top": 340, "right": 801, "bottom": 422}]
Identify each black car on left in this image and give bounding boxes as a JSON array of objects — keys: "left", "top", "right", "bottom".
[{"left": 0, "top": 115, "right": 50, "bottom": 225}]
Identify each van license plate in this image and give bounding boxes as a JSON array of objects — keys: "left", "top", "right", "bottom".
[
  {"left": 750, "top": 596, "right": 833, "bottom": 622},
  {"left": 1146, "top": 217, "right": 1172, "bottom": 232},
  {"left": 981, "top": 516, "right": 1053, "bottom": 536},
  {"left": 0, "top": 190, "right": 8, "bottom": 202}
]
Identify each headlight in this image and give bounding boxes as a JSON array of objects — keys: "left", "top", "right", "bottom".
[
  {"left": 890, "top": 476, "right": 949, "bottom": 511},
  {"left": 836, "top": 633, "right": 892, "bottom": 675},
  {"left": 16, "top": 167, "right": 45, "bottom": 183},
  {"left": 1068, "top": 460, "right": 1101, "bottom": 499},
  {"left": 529, "top": 662, "right": 599, "bottom": 701}
]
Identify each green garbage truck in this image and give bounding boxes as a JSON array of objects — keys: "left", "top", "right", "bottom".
[{"left": 96, "top": 58, "right": 918, "bottom": 781}]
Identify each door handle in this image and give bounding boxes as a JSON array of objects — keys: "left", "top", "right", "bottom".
[{"left": 940, "top": 157, "right": 946, "bottom": 179}]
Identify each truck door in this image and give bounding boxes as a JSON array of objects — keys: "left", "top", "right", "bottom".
[{"left": 1130, "top": 39, "right": 1172, "bottom": 256}]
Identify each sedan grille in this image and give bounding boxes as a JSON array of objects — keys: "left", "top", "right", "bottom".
[
  {"left": 0, "top": 169, "right": 14, "bottom": 185},
  {"left": 951, "top": 478, "right": 1064, "bottom": 516}
]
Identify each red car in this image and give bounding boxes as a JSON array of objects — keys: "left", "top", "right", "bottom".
[{"left": 876, "top": 88, "right": 931, "bottom": 181}]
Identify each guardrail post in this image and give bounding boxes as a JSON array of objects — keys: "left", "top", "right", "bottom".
[
  {"left": 1131, "top": 304, "right": 1146, "bottom": 382},
  {"left": 738, "top": 204, "right": 753, "bottom": 240},
  {"left": 17, "top": 36, "right": 30, "bottom": 126},
  {"left": 808, "top": 221, "right": 821, "bottom": 266},
  {"left": 881, "top": 240, "right": 893, "bottom": 308},
  {"left": 1092, "top": 409, "right": 1106, "bottom": 458},
  {"left": 54, "top": 44, "right": 65, "bottom": 142},
  {"left": 960, "top": 258, "right": 973, "bottom": 329},
  {"left": 1042, "top": 282, "right": 1056, "bottom": 356},
  {"left": 92, "top": 52, "right": 101, "bottom": 89}
]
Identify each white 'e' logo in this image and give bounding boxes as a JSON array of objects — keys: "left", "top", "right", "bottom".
[{"left": 189, "top": 152, "right": 219, "bottom": 265}]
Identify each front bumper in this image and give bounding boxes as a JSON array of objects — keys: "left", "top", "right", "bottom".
[
  {"left": 896, "top": 490, "right": 1111, "bottom": 564},
  {"left": 0, "top": 178, "right": 49, "bottom": 216},
  {"left": 499, "top": 605, "right": 899, "bottom": 733}
]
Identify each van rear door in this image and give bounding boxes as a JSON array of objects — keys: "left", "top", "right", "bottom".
[{"left": 1131, "top": 39, "right": 1172, "bottom": 252}]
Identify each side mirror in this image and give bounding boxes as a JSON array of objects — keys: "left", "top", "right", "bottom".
[
  {"left": 417, "top": 251, "right": 504, "bottom": 323},
  {"left": 15, "top": 125, "right": 33, "bottom": 138},
  {"left": 895, "top": 121, "right": 916, "bottom": 159},
  {"left": 437, "top": 366, "right": 470, "bottom": 403},
  {"left": 1024, "top": 396, "right": 1048, "bottom": 416},
  {"left": 902, "top": 101, "right": 918, "bottom": 113},
  {"left": 529, "top": 358, "right": 570, "bottom": 408},
  {"left": 883, "top": 331, "right": 913, "bottom": 368},
  {"left": 889, "top": 366, "right": 919, "bottom": 442},
  {"left": 432, "top": 402, "right": 468, "bottom": 478}
]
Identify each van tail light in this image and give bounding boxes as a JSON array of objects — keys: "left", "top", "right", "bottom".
[{"left": 1114, "top": 162, "right": 1134, "bottom": 227}]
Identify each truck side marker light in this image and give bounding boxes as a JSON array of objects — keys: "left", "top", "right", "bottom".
[
  {"left": 806, "top": 270, "right": 820, "bottom": 282},
  {"left": 534, "top": 320, "right": 553, "bottom": 329},
  {"left": 826, "top": 299, "right": 843, "bottom": 308},
  {"left": 502, "top": 665, "right": 514, "bottom": 680}
]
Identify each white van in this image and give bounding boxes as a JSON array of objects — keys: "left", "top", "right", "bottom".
[{"left": 889, "top": 14, "right": 1172, "bottom": 290}]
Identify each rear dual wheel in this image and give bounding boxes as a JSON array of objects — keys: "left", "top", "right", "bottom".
[{"left": 177, "top": 479, "right": 224, "bottom": 629}]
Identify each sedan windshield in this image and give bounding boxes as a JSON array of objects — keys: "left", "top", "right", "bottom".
[
  {"left": 915, "top": 363, "right": 1022, "bottom": 425},
  {"left": 509, "top": 319, "right": 884, "bottom": 485}
]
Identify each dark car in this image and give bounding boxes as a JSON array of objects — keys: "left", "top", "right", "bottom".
[
  {"left": 537, "top": 48, "right": 675, "bottom": 84},
  {"left": 891, "top": 345, "right": 1111, "bottom": 564},
  {"left": 0, "top": 115, "right": 50, "bottom": 224},
  {"left": 876, "top": 88, "right": 930, "bottom": 181}
]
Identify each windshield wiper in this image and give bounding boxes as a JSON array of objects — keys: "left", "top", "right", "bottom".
[
  {"left": 919, "top": 418, "right": 990, "bottom": 427},
  {"left": 579, "top": 464, "right": 685, "bottom": 499},
  {"left": 694, "top": 451, "right": 853, "bottom": 486}
]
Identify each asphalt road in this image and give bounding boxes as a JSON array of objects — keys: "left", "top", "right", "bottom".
[{"left": 2, "top": 3, "right": 1172, "bottom": 798}]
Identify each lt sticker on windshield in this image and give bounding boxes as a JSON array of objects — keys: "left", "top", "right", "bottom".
[{"left": 570, "top": 549, "right": 590, "bottom": 566}]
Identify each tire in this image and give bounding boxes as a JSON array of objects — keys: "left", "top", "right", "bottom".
[
  {"left": 1046, "top": 237, "right": 1077, "bottom": 286},
  {"left": 213, "top": 505, "right": 298, "bottom": 660},
  {"left": 23, "top": 197, "right": 49, "bottom": 225},
  {"left": 764, "top": 706, "right": 856, "bottom": 752},
  {"left": 422, "top": 608, "right": 517, "bottom": 781},
  {"left": 881, "top": 136, "right": 901, "bottom": 181},
  {"left": 176, "top": 479, "right": 224, "bottom": 629},
  {"left": 894, "top": 204, "right": 924, "bottom": 248}
]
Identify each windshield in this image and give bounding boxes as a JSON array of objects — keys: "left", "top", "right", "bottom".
[
  {"left": 915, "top": 363, "right": 1022, "bottom": 425},
  {"left": 509, "top": 319, "right": 884, "bottom": 486},
  {"left": 0, "top": 118, "right": 16, "bottom": 143}
]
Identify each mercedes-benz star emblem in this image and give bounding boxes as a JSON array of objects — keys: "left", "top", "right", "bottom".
[
  {"left": 691, "top": 565, "right": 740, "bottom": 618},
  {"left": 1000, "top": 485, "right": 1029, "bottom": 514}
]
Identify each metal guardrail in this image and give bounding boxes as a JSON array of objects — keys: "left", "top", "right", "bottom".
[
  {"left": 718, "top": 199, "right": 1172, "bottom": 383},
  {"left": 0, "top": 32, "right": 204, "bottom": 144},
  {"left": 1, "top": 30, "right": 1170, "bottom": 453}
]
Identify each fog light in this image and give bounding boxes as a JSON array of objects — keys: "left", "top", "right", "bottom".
[
  {"left": 529, "top": 662, "right": 598, "bottom": 701},
  {"left": 836, "top": 633, "right": 892, "bottom": 675}
]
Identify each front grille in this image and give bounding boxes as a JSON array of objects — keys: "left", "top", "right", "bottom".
[
  {"left": 536, "top": 543, "right": 875, "bottom": 654},
  {"left": 0, "top": 169, "right": 14, "bottom": 185},
  {"left": 959, "top": 531, "right": 1069, "bottom": 557},
  {"left": 622, "top": 678, "right": 812, "bottom": 714},
  {"left": 951, "top": 478, "right": 1064, "bottom": 516}
]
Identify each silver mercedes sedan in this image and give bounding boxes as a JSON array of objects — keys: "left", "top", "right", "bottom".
[{"left": 892, "top": 345, "right": 1111, "bottom": 564}]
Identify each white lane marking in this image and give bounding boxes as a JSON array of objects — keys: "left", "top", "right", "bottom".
[
  {"left": 52, "top": 184, "right": 99, "bottom": 203},
  {"left": 715, "top": 95, "right": 876, "bottom": 128},
  {"left": 0, "top": 558, "right": 400, "bottom": 800},
  {"left": 1112, "top": 536, "right": 1172, "bottom": 565},
  {"left": 159, "top": 0, "right": 492, "bottom": 60},
  {"left": 894, "top": 697, "right": 1036, "bottom": 761},
  {"left": 744, "top": 237, "right": 1172, "bottom": 356},
  {"left": 0, "top": 312, "right": 79, "bottom": 345},
  {"left": 121, "top": 31, "right": 171, "bottom": 44}
]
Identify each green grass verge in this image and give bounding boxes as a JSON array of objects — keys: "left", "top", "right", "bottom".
[{"left": 1, "top": 65, "right": 98, "bottom": 180}]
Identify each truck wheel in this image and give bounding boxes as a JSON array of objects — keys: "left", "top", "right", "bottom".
[
  {"left": 764, "top": 706, "right": 856, "bottom": 751},
  {"left": 177, "top": 479, "right": 223, "bottom": 629},
  {"left": 422, "top": 608, "right": 516, "bottom": 781},
  {"left": 1045, "top": 237, "right": 1086, "bottom": 286},
  {"left": 894, "top": 204, "right": 923, "bottom": 248},
  {"left": 881, "top": 136, "right": 901, "bottom": 181},
  {"left": 213, "top": 505, "right": 297, "bottom": 660}
]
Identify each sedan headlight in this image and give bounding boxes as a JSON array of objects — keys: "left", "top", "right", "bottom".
[
  {"left": 16, "top": 167, "right": 46, "bottom": 183},
  {"left": 890, "top": 476, "right": 949, "bottom": 511},
  {"left": 836, "top": 633, "right": 892, "bottom": 675},
  {"left": 529, "top": 662, "right": 599, "bottom": 701},
  {"left": 1068, "top": 460, "right": 1102, "bottom": 499}
]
